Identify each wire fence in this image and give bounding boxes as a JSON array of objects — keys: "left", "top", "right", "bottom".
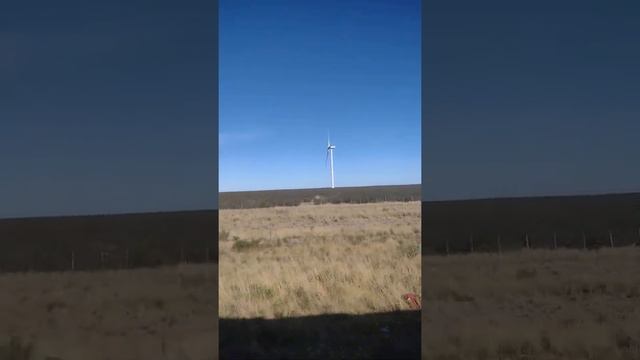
[
  {"left": 424, "top": 227, "right": 640, "bottom": 255},
  {"left": 0, "top": 247, "right": 217, "bottom": 273}
]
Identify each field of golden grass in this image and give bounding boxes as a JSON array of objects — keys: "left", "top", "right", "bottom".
[
  {"left": 423, "top": 247, "right": 640, "bottom": 360},
  {"left": 0, "top": 264, "right": 217, "bottom": 360},
  {"left": 218, "top": 201, "right": 421, "bottom": 319}
]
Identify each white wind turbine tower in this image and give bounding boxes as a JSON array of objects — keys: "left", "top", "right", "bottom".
[{"left": 326, "top": 133, "right": 336, "bottom": 189}]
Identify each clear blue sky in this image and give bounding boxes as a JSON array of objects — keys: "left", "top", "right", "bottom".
[
  {"left": 219, "top": 0, "right": 421, "bottom": 192},
  {"left": 1, "top": 0, "right": 217, "bottom": 218},
  {"left": 424, "top": 1, "right": 640, "bottom": 201}
]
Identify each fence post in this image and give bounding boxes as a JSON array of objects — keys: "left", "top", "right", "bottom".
[
  {"left": 525, "top": 232, "right": 530, "bottom": 249},
  {"left": 445, "top": 238, "right": 450, "bottom": 256},
  {"left": 609, "top": 230, "right": 614, "bottom": 248},
  {"left": 553, "top": 232, "right": 558, "bottom": 249}
]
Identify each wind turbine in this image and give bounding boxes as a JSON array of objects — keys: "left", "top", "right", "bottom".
[{"left": 326, "top": 133, "right": 336, "bottom": 189}]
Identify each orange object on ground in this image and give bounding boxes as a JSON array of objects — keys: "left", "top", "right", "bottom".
[{"left": 401, "top": 293, "right": 421, "bottom": 310}]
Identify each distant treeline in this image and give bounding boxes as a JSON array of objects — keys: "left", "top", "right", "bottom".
[
  {"left": 423, "top": 193, "right": 640, "bottom": 255},
  {"left": 219, "top": 184, "right": 421, "bottom": 209},
  {"left": 0, "top": 210, "right": 217, "bottom": 273}
]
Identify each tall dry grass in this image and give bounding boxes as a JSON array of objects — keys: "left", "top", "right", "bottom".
[
  {"left": 0, "top": 264, "right": 216, "bottom": 360},
  {"left": 219, "top": 201, "right": 421, "bottom": 319},
  {"left": 423, "top": 247, "right": 640, "bottom": 359}
]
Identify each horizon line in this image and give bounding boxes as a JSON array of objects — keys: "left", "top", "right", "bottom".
[
  {"left": 0, "top": 208, "right": 217, "bottom": 222},
  {"left": 219, "top": 183, "right": 421, "bottom": 194},
  {"left": 424, "top": 190, "right": 640, "bottom": 203},
  {"left": 4, "top": 189, "right": 639, "bottom": 221}
]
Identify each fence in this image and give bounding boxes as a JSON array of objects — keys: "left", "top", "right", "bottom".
[
  {"left": 425, "top": 227, "right": 640, "bottom": 256},
  {"left": 0, "top": 210, "right": 219, "bottom": 274},
  {"left": 0, "top": 247, "right": 217, "bottom": 273}
]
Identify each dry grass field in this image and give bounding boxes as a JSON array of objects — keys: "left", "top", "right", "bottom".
[
  {"left": 423, "top": 247, "right": 640, "bottom": 360},
  {"left": 219, "top": 201, "right": 421, "bottom": 358},
  {"left": 219, "top": 201, "right": 421, "bottom": 318},
  {"left": 0, "top": 264, "right": 217, "bottom": 360}
]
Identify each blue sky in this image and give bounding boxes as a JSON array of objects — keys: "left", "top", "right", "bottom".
[
  {"left": 6, "top": 0, "right": 637, "bottom": 218},
  {"left": 423, "top": 1, "right": 640, "bottom": 201},
  {"left": 219, "top": 0, "right": 421, "bottom": 192},
  {"left": 1, "top": 0, "right": 217, "bottom": 218}
]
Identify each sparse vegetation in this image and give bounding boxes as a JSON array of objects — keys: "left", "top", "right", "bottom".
[
  {"left": 219, "top": 201, "right": 421, "bottom": 358},
  {"left": 423, "top": 247, "right": 640, "bottom": 359},
  {"left": 0, "top": 264, "right": 217, "bottom": 360},
  {"left": 231, "top": 239, "right": 264, "bottom": 252},
  {"left": 219, "top": 228, "right": 230, "bottom": 242},
  {"left": 0, "top": 336, "right": 33, "bottom": 360},
  {"left": 219, "top": 184, "right": 420, "bottom": 209},
  {"left": 219, "top": 201, "right": 421, "bottom": 319}
]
